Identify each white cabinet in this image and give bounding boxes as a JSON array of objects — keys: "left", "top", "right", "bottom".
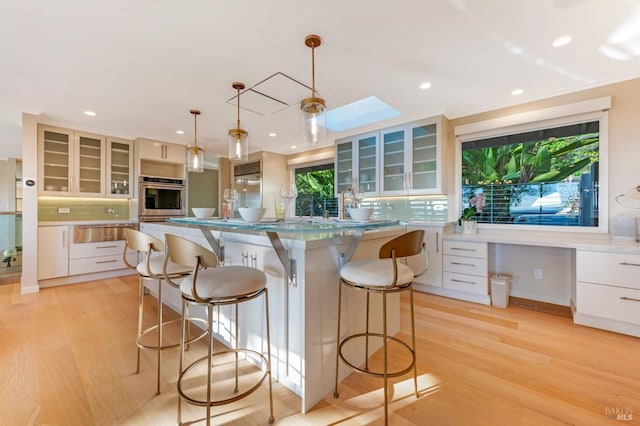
[
  {"left": 106, "top": 138, "right": 134, "bottom": 198},
  {"left": 136, "top": 138, "right": 186, "bottom": 179},
  {"left": 442, "top": 239, "right": 490, "bottom": 304},
  {"left": 410, "top": 225, "right": 444, "bottom": 288},
  {"left": 38, "top": 226, "right": 69, "bottom": 280},
  {"left": 69, "top": 240, "right": 137, "bottom": 275},
  {"left": 380, "top": 118, "right": 442, "bottom": 195},
  {"left": 335, "top": 132, "right": 379, "bottom": 196},
  {"left": 39, "top": 126, "right": 106, "bottom": 196},
  {"left": 335, "top": 116, "right": 445, "bottom": 197},
  {"left": 136, "top": 138, "right": 184, "bottom": 162},
  {"left": 575, "top": 250, "right": 640, "bottom": 336}
]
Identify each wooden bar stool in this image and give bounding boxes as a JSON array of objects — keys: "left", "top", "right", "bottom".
[
  {"left": 333, "top": 229, "right": 427, "bottom": 425},
  {"left": 123, "top": 228, "right": 203, "bottom": 394},
  {"left": 163, "top": 233, "right": 274, "bottom": 425}
]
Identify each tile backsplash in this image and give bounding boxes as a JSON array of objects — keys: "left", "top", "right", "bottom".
[
  {"left": 360, "top": 195, "right": 449, "bottom": 222},
  {"left": 38, "top": 198, "right": 130, "bottom": 221}
]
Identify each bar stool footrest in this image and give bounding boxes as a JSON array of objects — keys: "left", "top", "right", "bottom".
[
  {"left": 338, "top": 332, "right": 415, "bottom": 378},
  {"left": 137, "top": 317, "right": 208, "bottom": 350},
  {"left": 178, "top": 348, "right": 270, "bottom": 407}
]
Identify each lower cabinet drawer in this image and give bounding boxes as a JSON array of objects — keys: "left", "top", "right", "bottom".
[
  {"left": 69, "top": 253, "right": 137, "bottom": 275},
  {"left": 577, "top": 281, "right": 640, "bottom": 325},
  {"left": 69, "top": 241, "right": 125, "bottom": 259},
  {"left": 443, "top": 254, "right": 488, "bottom": 276},
  {"left": 443, "top": 271, "right": 488, "bottom": 295}
]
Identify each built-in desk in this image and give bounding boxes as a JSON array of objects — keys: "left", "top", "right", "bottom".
[
  {"left": 440, "top": 229, "right": 640, "bottom": 337},
  {"left": 140, "top": 219, "right": 406, "bottom": 413}
]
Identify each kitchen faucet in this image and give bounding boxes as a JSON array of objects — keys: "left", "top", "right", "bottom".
[{"left": 338, "top": 186, "right": 352, "bottom": 220}]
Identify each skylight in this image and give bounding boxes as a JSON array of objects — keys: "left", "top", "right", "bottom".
[{"left": 325, "top": 96, "right": 400, "bottom": 132}]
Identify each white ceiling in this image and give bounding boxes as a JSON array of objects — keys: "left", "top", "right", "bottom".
[{"left": 2, "top": 0, "right": 640, "bottom": 161}]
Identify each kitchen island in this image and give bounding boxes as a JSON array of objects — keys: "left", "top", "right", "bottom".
[{"left": 140, "top": 218, "right": 406, "bottom": 412}]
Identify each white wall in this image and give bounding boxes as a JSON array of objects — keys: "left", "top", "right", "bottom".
[
  {"left": 20, "top": 113, "right": 39, "bottom": 294},
  {"left": 489, "top": 243, "right": 575, "bottom": 306}
]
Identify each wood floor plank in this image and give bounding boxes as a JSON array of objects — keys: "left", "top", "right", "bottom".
[{"left": 1, "top": 276, "right": 639, "bottom": 425}]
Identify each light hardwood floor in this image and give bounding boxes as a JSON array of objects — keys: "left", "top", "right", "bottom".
[{"left": 1, "top": 275, "right": 638, "bottom": 425}]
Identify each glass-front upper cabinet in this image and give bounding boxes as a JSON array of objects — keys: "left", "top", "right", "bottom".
[
  {"left": 379, "top": 118, "right": 442, "bottom": 195},
  {"left": 335, "top": 139, "right": 353, "bottom": 195},
  {"left": 409, "top": 120, "right": 439, "bottom": 193},
  {"left": 357, "top": 133, "right": 378, "bottom": 194},
  {"left": 380, "top": 127, "right": 406, "bottom": 194},
  {"left": 106, "top": 138, "right": 133, "bottom": 198},
  {"left": 40, "top": 128, "right": 72, "bottom": 194},
  {"left": 76, "top": 134, "right": 105, "bottom": 196},
  {"left": 38, "top": 125, "right": 105, "bottom": 196},
  {"left": 335, "top": 133, "right": 378, "bottom": 196}
]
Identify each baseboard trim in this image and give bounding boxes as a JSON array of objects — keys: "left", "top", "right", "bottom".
[{"left": 509, "top": 296, "right": 572, "bottom": 318}]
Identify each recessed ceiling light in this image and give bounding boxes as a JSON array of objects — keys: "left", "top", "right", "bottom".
[
  {"left": 552, "top": 36, "right": 572, "bottom": 47},
  {"left": 420, "top": 82, "right": 432, "bottom": 90},
  {"left": 269, "top": 132, "right": 277, "bottom": 137},
  {"left": 176, "top": 130, "right": 184, "bottom": 135},
  {"left": 511, "top": 89, "right": 524, "bottom": 96},
  {"left": 84, "top": 110, "right": 96, "bottom": 116},
  {"left": 291, "top": 145, "right": 297, "bottom": 149}
]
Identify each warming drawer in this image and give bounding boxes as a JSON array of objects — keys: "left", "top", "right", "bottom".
[{"left": 73, "top": 223, "right": 137, "bottom": 243}]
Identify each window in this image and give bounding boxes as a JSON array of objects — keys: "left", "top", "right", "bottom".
[
  {"left": 455, "top": 97, "right": 609, "bottom": 231},
  {"left": 294, "top": 163, "right": 337, "bottom": 217}
]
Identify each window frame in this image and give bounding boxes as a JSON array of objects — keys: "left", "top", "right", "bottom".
[{"left": 454, "top": 97, "right": 610, "bottom": 233}]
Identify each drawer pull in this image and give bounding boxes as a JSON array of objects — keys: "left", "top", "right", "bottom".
[
  {"left": 451, "top": 261, "right": 475, "bottom": 267},
  {"left": 620, "top": 296, "right": 640, "bottom": 302},
  {"left": 96, "top": 245, "right": 118, "bottom": 249},
  {"left": 451, "top": 278, "right": 476, "bottom": 285},
  {"left": 619, "top": 262, "right": 640, "bottom": 267},
  {"left": 451, "top": 247, "right": 476, "bottom": 252},
  {"left": 96, "top": 260, "right": 118, "bottom": 264}
]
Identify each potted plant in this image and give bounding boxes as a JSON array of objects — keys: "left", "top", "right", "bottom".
[{"left": 458, "top": 193, "right": 486, "bottom": 234}]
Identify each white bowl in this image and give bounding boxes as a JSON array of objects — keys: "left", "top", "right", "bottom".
[
  {"left": 348, "top": 207, "right": 374, "bottom": 221},
  {"left": 192, "top": 207, "right": 216, "bottom": 218},
  {"left": 238, "top": 207, "right": 266, "bottom": 223}
]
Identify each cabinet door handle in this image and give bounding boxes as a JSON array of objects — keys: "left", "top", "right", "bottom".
[
  {"left": 436, "top": 231, "right": 439, "bottom": 253},
  {"left": 451, "top": 247, "right": 476, "bottom": 252},
  {"left": 620, "top": 262, "right": 640, "bottom": 267},
  {"left": 451, "top": 261, "right": 475, "bottom": 267},
  {"left": 451, "top": 278, "right": 476, "bottom": 285},
  {"left": 62, "top": 230, "right": 67, "bottom": 248},
  {"left": 96, "top": 260, "right": 118, "bottom": 264},
  {"left": 620, "top": 296, "right": 640, "bottom": 302},
  {"left": 96, "top": 245, "right": 119, "bottom": 249}
]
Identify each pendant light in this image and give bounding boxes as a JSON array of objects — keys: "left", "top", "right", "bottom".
[
  {"left": 228, "top": 82, "right": 249, "bottom": 162},
  {"left": 186, "top": 109, "right": 204, "bottom": 173},
  {"left": 301, "top": 34, "right": 327, "bottom": 146}
]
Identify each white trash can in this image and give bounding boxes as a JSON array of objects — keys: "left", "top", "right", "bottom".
[{"left": 490, "top": 274, "right": 512, "bottom": 308}]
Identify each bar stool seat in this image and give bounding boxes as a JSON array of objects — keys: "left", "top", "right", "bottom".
[
  {"left": 340, "top": 258, "right": 415, "bottom": 288},
  {"left": 123, "top": 228, "right": 207, "bottom": 395},
  {"left": 334, "top": 229, "right": 427, "bottom": 425},
  {"left": 164, "top": 234, "right": 274, "bottom": 425},
  {"left": 179, "top": 265, "right": 267, "bottom": 300}
]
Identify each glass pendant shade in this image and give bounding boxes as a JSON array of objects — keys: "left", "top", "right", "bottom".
[
  {"left": 301, "top": 34, "right": 327, "bottom": 146},
  {"left": 228, "top": 82, "right": 249, "bottom": 162},
  {"left": 228, "top": 128, "right": 249, "bottom": 162},
  {"left": 301, "top": 97, "right": 327, "bottom": 146},
  {"left": 186, "top": 145, "right": 204, "bottom": 173},
  {"left": 186, "top": 109, "right": 204, "bottom": 173}
]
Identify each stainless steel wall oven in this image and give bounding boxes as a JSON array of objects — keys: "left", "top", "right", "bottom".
[{"left": 138, "top": 176, "right": 186, "bottom": 222}]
